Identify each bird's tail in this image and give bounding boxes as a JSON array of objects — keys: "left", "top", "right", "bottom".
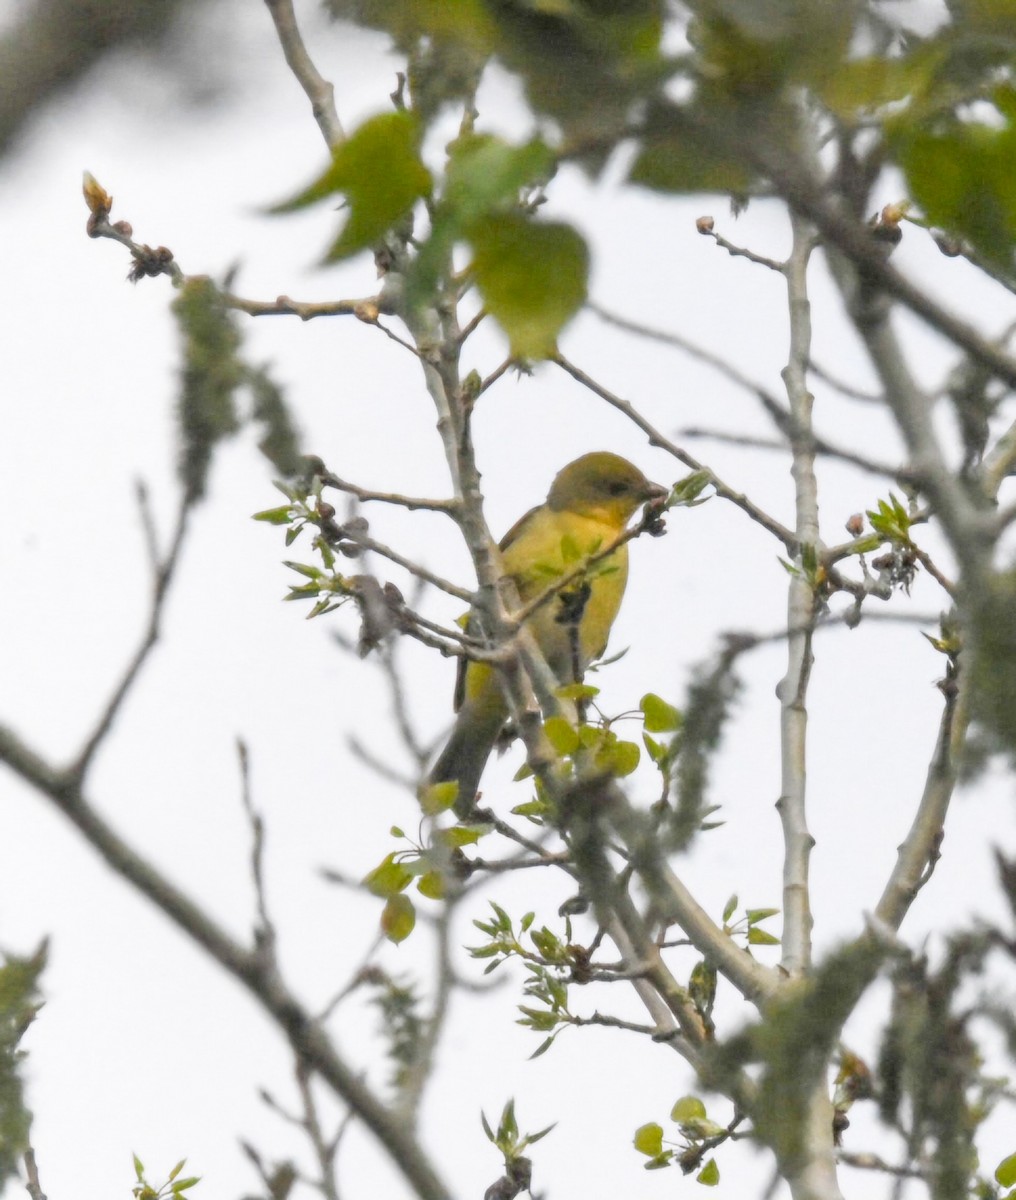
[{"left": 428, "top": 703, "right": 505, "bottom": 818}]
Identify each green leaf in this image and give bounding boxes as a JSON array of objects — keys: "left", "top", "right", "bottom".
[
  {"left": 363, "top": 853, "right": 413, "bottom": 897},
  {"left": 644, "top": 1152, "right": 674, "bottom": 1170},
  {"left": 697, "top": 1157, "right": 720, "bottom": 1186},
  {"left": 722, "top": 894, "right": 738, "bottom": 923},
  {"left": 642, "top": 732, "right": 665, "bottom": 764},
  {"left": 168, "top": 1160, "right": 186, "bottom": 1182},
  {"left": 996, "top": 1152, "right": 1016, "bottom": 1188},
  {"left": 498, "top": 1099, "right": 518, "bottom": 1144},
  {"left": 747, "top": 927, "right": 780, "bottom": 946},
  {"left": 252, "top": 504, "right": 294, "bottom": 525},
  {"left": 641, "top": 692, "right": 681, "bottom": 733},
  {"left": 171, "top": 1178, "right": 201, "bottom": 1194},
  {"left": 556, "top": 682, "right": 600, "bottom": 702},
  {"left": 481, "top": 1110, "right": 495, "bottom": 1143},
  {"left": 669, "top": 469, "right": 713, "bottom": 506},
  {"left": 435, "top": 823, "right": 489, "bottom": 848},
  {"left": 893, "top": 89, "right": 1016, "bottom": 267},
  {"left": 381, "top": 893, "right": 416, "bottom": 944},
  {"left": 417, "top": 869, "right": 445, "bottom": 900},
  {"left": 529, "top": 1034, "right": 557, "bottom": 1060},
  {"left": 851, "top": 534, "right": 883, "bottom": 555},
  {"left": 820, "top": 50, "right": 940, "bottom": 119},
  {"left": 419, "top": 779, "right": 459, "bottom": 815},
  {"left": 596, "top": 737, "right": 640, "bottom": 778},
  {"left": 284, "top": 560, "right": 323, "bottom": 580},
  {"left": 511, "top": 798, "right": 549, "bottom": 820},
  {"left": 671, "top": 1096, "right": 707, "bottom": 1123},
  {"left": 444, "top": 134, "right": 555, "bottom": 224},
  {"left": 544, "top": 715, "right": 581, "bottom": 756},
  {"left": 271, "top": 111, "right": 432, "bottom": 259},
  {"left": 470, "top": 213, "right": 589, "bottom": 359},
  {"left": 633, "top": 1122, "right": 664, "bottom": 1157},
  {"left": 746, "top": 907, "right": 780, "bottom": 925},
  {"left": 630, "top": 103, "right": 751, "bottom": 195},
  {"left": 133, "top": 1155, "right": 145, "bottom": 1181}
]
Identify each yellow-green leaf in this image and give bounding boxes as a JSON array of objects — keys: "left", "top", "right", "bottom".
[
  {"left": 633, "top": 1122, "right": 664, "bottom": 1157},
  {"left": 996, "top": 1151, "right": 1016, "bottom": 1188},
  {"left": 381, "top": 893, "right": 416, "bottom": 944},
  {"left": 419, "top": 779, "right": 459, "bottom": 816},
  {"left": 596, "top": 737, "right": 640, "bottom": 777},
  {"left": 417, "top": 869, "right": 445, "bottom": 900},
  {"left": 271, "top": 111, "right": 432, "bottom": 259},
  {"left": 363, "top": 853, "right": 413, "bottom": 897},
  {"left": 544, "top": 715, "right": 581, "bottom": 756},
  {"left": 641, "top": 692, "right": 681, "bottom": 733},
  {"left": 697, "top": 1157, "right": 720, "bottom": 1186},
  {"left": 470, "top": 213, "right": 588, "bottom": 359},
  {"left": 671, "top": 1096, "right": 706, "bottom": 1123}
]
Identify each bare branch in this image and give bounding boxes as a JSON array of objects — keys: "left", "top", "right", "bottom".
[
  {"left": 554, "top": 353, "right": 798, "bottom": 552},
  {"left": 69, "top": 497, "right": 190, "bottom": 782},
  {"left": 875, "top": 664, "right": 964, "bottom": 932},
  {"left": 0, "top": 726, "right": 453, "bottom": 1200},
  {"left": 777, "top": 211, "right": 820, "bottom": 978},
  {"left": 697, "top": 219, "right": 787, "bottom": 272},
  {"left": 23, "top": 1147, "right": 47, "bottom": 1200},
  {"left": 317, "top": 466, "right": 459, "bottom": 515},
  {"left": 264, "top": 0, "right": 344, "bottom": 150}
]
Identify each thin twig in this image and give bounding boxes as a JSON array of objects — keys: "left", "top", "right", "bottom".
[
  {"left": 680, "top": 425, "right": 901, "bottom": 480},
  {"left": 477, "top": 357, "right": 514, "bottom": 397},
  {"left": 698, "top": 222, "right": 787, "bottom": 272},
  {"left": 567, "top": 1012, "right": 658, "bottom": 1036},
  {"left": 69, "top": 497, "right": 190, "bottom": 781},
  {"left": 226, "top": 293, "right": 386, "bottom": 320},
  {"left": 263, "top": 0, "right": 344, "bottom": 149},
  {"left": 808, "top": 360, "right": 883, "bottom": 404},
  {"left": 319, "top": 468, "right": 459, "bottom": 515},
  {"left": 554, "top": 353, "right": 798, "bottom": 552},
  {"left": 776, "top": 210, "right": 819, "bottom": 979},
  {"left": 295, "top": 1058, "right": 341, "bottom": 1200},
  {"left": 23, "top": 1148, "right": 47, "bottom": 1200},
  {"left": 238, "top": 740, "right": 277, "bottom": 959}
]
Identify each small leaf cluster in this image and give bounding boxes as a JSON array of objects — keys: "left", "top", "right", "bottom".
[
  {"left": 633, "top": 1095, "right": 729, "bottom": 1184},
  {"left": 513, "top": 690, "right": 682, "bottom": 826},
  {"left": 363, "top": 792, "right": 490, "bottom": 944},
  {"left": 131, "top": 1155, "right": 200, "bottom": 1200},
  {"left": 865, "top": 493, "right": 922, "bottom": 593},
  {"left": 470, "top": 904, "right": 588, "bottom": 1055},
  {"left": 253, "top": 478, "right": 365, "bottom": 619},
  {"left": 866, "top": 492, "right": 913, "bottom": 547},
  {"left": 480, "top": 1099, "right": 555, "bottom": 1199},
  {"left": 720, "top": 894, "right": 780, "bottom": 950}
]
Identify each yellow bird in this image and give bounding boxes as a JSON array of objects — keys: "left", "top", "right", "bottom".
[{"left": 429, "top": 452, "right": 668, "bottom": 810}]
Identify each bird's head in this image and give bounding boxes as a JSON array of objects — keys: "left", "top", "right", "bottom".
[{"left": 547, "top": 452, "right": 668, "bottom": 525}]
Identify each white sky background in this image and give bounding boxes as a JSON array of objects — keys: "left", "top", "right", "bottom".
[{"left": 1, "top": 1, "right": 1013, "bottom": 1198}]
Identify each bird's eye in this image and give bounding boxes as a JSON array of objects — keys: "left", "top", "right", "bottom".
[{"left": 607, "top": 480, "right": 630, "bottom": 496}]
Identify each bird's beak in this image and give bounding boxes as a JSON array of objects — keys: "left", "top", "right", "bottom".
[{"left": 642, "top": 480, "right": 670, "bottom": 505}]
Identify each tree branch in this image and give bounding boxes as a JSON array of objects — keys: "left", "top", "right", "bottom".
[
  {"left": 0, "top": 727, "right": 453, "bottom": 1200},
  {"left": 777, "top": 212, "right": 819, "bottom": 978}
]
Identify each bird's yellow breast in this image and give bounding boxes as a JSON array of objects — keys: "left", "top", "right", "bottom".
[{"left": 502, "top": 507, "right": 628, "bottom": 680}]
